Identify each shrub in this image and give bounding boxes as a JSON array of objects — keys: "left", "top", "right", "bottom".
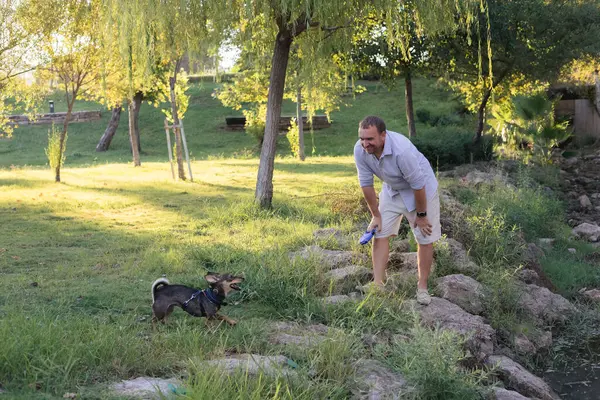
[
  {"left": 411, "top": 129, "right": 494, "bottom": 168},
  {"left": 45, "top": 123, "right": 66, "bottom": 170}
]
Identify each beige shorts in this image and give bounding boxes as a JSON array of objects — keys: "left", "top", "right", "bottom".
[{"left": 375, "top": 189, "right": 441, "bottom": 245}]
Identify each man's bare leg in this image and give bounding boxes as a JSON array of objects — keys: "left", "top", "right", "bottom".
[
  {"left": 417, "top": 243, "right": 433, "bottom": 290},
  {"left": 372, "top": 237, "right": 390, "bottom": 285}
]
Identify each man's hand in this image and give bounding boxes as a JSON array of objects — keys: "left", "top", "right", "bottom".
[
  {"left": 414, "top": 216, "right": 432, "bottom": 236},
  {"left": 368, "top": 215, "right": 382, "bottom": 233}
]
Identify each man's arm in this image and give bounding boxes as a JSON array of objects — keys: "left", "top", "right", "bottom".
[
  {"left": 413, "top": 186, "right": 432, "bottom": 236},
  {"left": 361, "top": 186, "right": 382, "bottom": 232}
]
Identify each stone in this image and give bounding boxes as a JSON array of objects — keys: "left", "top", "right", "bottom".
[
  {"left": 568, "top": 248, "right": 577, "bottom": 254},
  {"left": 485, "top": 356, "right": 560, "bottom": 400},
  {"left": 591, "top": 193, "right": 600, "bottom": 199},
  {"left": 199, "top": 354, "right": 296, "bottom": 377},
  {"left": 463, "top": 170, "right": 508, "bottom": 186},
  {"left": 490, "top": 387, "right": 531, "bottom": 400},
  {"left": 290, "top": 245, "right": 367, "bottom": 269},
  {"left": 515, "top": 269, "right": 540, "bottom": 285},
  {"left": 111, "top": 377, "right": 180, "bottom": 399},
  {"left": 536, "top": 331, "right": 553, "bottom": 351},
  {"left": 436, "top": 237, "right": 480, "bottom": 273},
  {"left": 517, "top": 284, "right": 577, "bottom": 325},
  {"left": 435, "top": 274, "right": 486, "bottom": 315},
  {"left": 389, "top": 252, "right": 418, "bottom": 270},
  {"left": 269, "top": 321, "right": 341, "bottom": 347},
  {"left": 390, "top": 238, "right": 411, "bottom": 253},
  {"left": 523, "top": 243, "right": 545, "bottom": 264},
  {"left": 572, "top": 223, "right": 600, "bottom": 242},
  {"left": 407, "top": 297, "right": 496, "bottom": 360},
  {"left": 579, "top": 195, "right": 592, "bottom": 208},
  {"left": 361, "top": 333, "right": 389, "bottom": 348},
  {"left": 582, "top": 288, "right": 600, "bottom": 302},
  {"left": 322, "top": 293, "right": 363, "bottom": 305},
  {"left": 350, "top": 359, "right": 413, "bottom": 400},
  {"left": 325, "top": 265, "right": 372, "bottom": 284},
  {"left": 513, "top": 334, "right": 536, "bottom": 356}
]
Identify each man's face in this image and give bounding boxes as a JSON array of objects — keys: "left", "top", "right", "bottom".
[{"left": 359, "top": 125, "right": 385, "bottom": 155}]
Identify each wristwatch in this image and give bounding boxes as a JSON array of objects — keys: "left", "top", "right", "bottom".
[{"left": 416, "top": 211, "right": 427, "bottom": 218}]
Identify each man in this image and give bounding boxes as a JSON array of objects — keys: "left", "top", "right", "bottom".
[{"left": 354, "top": 115, "right": 441, "bottom": 305}]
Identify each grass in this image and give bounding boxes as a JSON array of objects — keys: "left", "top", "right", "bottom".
[{"left": 0, "top": 77, "right": 598, "bottom": 398}]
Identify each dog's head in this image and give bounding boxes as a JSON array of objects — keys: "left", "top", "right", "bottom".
[{"left": 205, "top": 272, "right": 244, "bottom": 297}]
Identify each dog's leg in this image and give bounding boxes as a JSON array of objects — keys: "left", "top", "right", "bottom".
[{"left": 216, "top": 313, "right": 237, "bottom": 326}]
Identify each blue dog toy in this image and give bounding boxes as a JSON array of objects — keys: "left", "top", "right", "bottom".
[{"left": 359, "top": 228, "right": 377, "bottom": 245}]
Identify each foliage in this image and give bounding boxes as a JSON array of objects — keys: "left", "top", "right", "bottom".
[
  {"left": 44, "top": 123, "right": 66, "bottom": 170},
  {"left": 489, "top": 93, "right": 571, "bottom": 163},
  {"left": 286, "top": 117, "right": 301, "bottom": 158},
  {"left": 411, "top": 129, "right": 494, "bottom": 167}
]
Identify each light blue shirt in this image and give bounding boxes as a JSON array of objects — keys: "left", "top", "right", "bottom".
[{"left": 354, "top": 130, "right": 438, "bottom": 212}]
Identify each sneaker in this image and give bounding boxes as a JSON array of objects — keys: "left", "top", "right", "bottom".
[{"left": 416, "top": 288, "right": 431, "bottom": 305}]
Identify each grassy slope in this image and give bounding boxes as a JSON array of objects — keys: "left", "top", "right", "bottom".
[{"left": 0, "top": 79, "right": 598, "bottom": 399}]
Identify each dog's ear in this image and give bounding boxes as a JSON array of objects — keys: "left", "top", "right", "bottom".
[
  {"left": 230, "top": 276, "right": 244, "bottom": 284},
  {"left": 204, "top": 273, "right": 220, "bottom": 284}
]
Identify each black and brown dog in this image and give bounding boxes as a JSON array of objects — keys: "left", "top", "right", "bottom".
[{"left": 151, "top": 272, "right": 244, "bottom": 326}]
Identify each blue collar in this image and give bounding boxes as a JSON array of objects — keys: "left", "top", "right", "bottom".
[{"left": 182, "top": 289, "right": 221, "bottom": 309}]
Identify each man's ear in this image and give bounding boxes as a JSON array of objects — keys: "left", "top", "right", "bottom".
[{"left": 205, "top": 273, "right": 220, "bottom": 283}]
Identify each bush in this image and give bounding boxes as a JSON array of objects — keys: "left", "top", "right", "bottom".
[
  {"left": 45, "top": 123, "right": 65, "bottom": 170},
  {"left": 411, "top": 129, "right": 494, "bottom": 168}
]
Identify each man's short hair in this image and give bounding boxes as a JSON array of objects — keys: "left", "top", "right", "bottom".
[{"left": 359, "top": 115, "right": 386, "bottom": 133}]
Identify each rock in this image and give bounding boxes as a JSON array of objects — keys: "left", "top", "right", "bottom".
[
  {"left": 581, "top": 288, "right": 600, "bottom": 302},
  {"left": 435, "top": 274, "right": 486, "bottom": 315},
  {"left": 407, "top": 297, "right": 495, "bottom": 360},
  {"left": 390, "top": 238, "right": 411, "bottom": 253},
  {"left": 322, "top": 292, "right": 363, "bottom": 305},
  {"left": 579, "top": 195, "right": 592, "bottom": 208},
  {"left": 269, "top": 321, "right": 340, "bottom": 347},
  {"left": 515, "top": 269, "right": 540, "bottom": 285},
  {"left": 350, "top": 359, "right": 413, "bottom": 400},
  {"left": 361, "top": 333, "right": 389, "bottom": 348},
  {"left": 290, "top": 245, "right": 367, "bottom": 269},
  {"left": 490, "top": 387, "right": 531, "bottom": 400},
  {"left": 463, "top": 170, "right": 508, "bottom": 186},
  {"left": 517, "top": 284, "right": 577, "bottom": 325},
  {"left": 537, "top": 238, "right": 555, "bottom": 248},
  {"left": 572, "top": 223, "right": 600, "bottom": 242},
  {"left": 325, "top": 265, "right": 372, "bottom": 286},
  {"left": 485, "top": 356, "right": 560, "bottom": 400},
  {"left": 513, "top": 334, "right": 536, "bottom": 356},
  {"left": 536, "top": 331, "right": 553, "bottom": 351},
  {"left": 523, "top": 243, "right": 545, "bottom": 264},
  {"left": 199, "top": 354, "right": 296, "bottom": 377},
  {"left": 567, "top": 248, "right": 577, "bottom": 254},
  {"left": 436, "top": 238, "right": 480, "bottom": 273},
  {"left": 591, "top": 193, "right": 600, "bottom": 199},
  {"left": 389, "top": 252, "right": 418, "bottom": 270},
  {"left": 563, "top": 157, "right": 579, "bottom": 167},
  {"left": 111, "top": 377, "right": 180, "bottom": 399}
]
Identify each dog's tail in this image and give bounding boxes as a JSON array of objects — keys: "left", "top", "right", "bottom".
[{"left": 151, "top": 278, "right": 169, "bottom": 303}]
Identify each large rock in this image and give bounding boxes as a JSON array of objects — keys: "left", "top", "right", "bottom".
[
  {"left": 581, "top": 288, "right": 600, "bottom": 302},
  {"left": 579, "top": 195, "right": 592, "bottom": 208},
  {"left": 325, "top": 265, "right": 372, "bottom": 294},
  {"left": 523, "top": 243, "right": 545, "bottom": 264},
  {"left": 350, "top": 359, "right": 413, "bottom": 400},
  {"left": 512, "top": 334, "right": 536, "bottom": 356},
  {"left": 290, "top": 245, "right": 367, "bottom": 269},
  {"left": 199, "top": 354, "right": 296, "bottom": 377},
  {"left": 463, "top": 170, "right": 508, "bottom": 186},
  {"left": 435, "top": 274, "right": 486, "bottom": 315},
  {"left": 390, "top": 239, "right": 411, "bottom": 253},
  {"left": 269, "top": 321, "right": 341, "bottom": 347},
  {"left": 389, "top": 252, "right": 418, "bottom": 270},
  {"left": 517, "top": 284, "right": 577, "bottom": 325},
  {"left": 321, "top": 292, "right": 363, "bottom": 305},
  {"left": 572, "top": 223, "right": 600, "bottom": 242},
  {"left": 111, "top": 377, "right": 180, "bottom": 399},
  {"left": 436, "top": 238, "right": 480, "bottom": 273},
  {"left": 408, "top": 297, "right": 495, "bottom": 360},
  {"left": 515, "top": 269, "right": 540, "bottom": 285},
  {"left": 490, "top": 387, "right": 531, "bottom": 400},
  {"left": 485, "top": 356, "right": 560, "bottom": 400}
]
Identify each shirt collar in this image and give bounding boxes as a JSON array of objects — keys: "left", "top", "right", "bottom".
[{"left": 381, "top": 131, "right": 392, "bottom": 158}]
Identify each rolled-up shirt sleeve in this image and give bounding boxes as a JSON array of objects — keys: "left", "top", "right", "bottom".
[
  {"left": 396, "top": 150, "right": 425, "bottom": 190},
  {"left": 354, "top": 144, "right": 374, "bottom": 187}
]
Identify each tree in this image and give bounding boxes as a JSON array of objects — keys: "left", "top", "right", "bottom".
[{"left": 430, "top": 0, "right": 600, "bottom": 141}]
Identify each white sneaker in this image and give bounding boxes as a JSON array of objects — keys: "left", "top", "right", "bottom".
[{"left": 416, "top": 289, "right": 431, "bottom": 305}]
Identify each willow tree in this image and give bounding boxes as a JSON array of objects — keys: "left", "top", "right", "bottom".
[
  {"left": 104, "top": 0, "right": 228, "bottom": 176},
  {"left": 232, "top": 0, "right": 485, "bottom": 208}
]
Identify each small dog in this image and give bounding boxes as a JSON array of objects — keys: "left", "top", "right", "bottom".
[{"left": 151, "top": 272, "right": 244, "bottom": 326}]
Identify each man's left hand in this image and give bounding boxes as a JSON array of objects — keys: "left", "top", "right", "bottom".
[{"left": 414, "top": 216, "right": 432, "bottom": 236}]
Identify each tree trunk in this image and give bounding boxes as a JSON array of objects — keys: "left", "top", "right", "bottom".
[
  {"left": 128, "top": 99, "right": 141, "bottom": 166},
  {"left": 133, "top": 91, "right": 143, "bottom": 152},
  {"left": 169, "top": 74, "right": 186, "bottom": 180},
  {"left": 297, "top": 85, "right": 305, "bottom": 161},
  {"left": 404, "top": 69, "right": 416, "bottom": 138},
  {"left": 255, "top": 30, "right": 294, "bottom": 208},
  {"left": 474, "top": 86, "right": 493, "bottom": 143},
  {"left": 96, "top": 104, "right": 122, "bottom": 152}
]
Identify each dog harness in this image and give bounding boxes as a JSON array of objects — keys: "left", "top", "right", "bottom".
[{"left": 182, "top": 289, "right": 221, "bottom": 309}]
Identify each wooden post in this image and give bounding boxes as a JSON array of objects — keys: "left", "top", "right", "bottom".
[
  {"left": 164, "top": 119, "right": 176, "bottom": 180},
  {"left": 179, "top": 120, "right": 193, "bottom": 182}
]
